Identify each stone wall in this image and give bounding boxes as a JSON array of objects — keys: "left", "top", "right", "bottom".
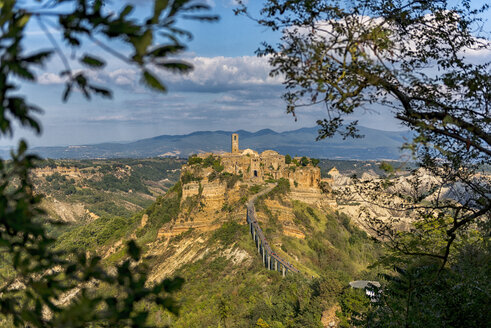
[
  {"left": 181, "top": 181, "right": 199, "bottom": 201},
  {"left": 201, "top": 181, "right": 226, "bottom": 208}
]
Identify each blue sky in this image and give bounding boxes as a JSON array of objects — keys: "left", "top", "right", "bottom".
[{"left": 4, "top": 0, "right": 490, "bottom": 147}]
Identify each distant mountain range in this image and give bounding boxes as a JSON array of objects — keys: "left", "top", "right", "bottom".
[{"left": 3, "top": 126, "right": 414, "bottom": 160}]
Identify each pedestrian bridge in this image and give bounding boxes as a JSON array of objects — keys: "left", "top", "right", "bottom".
[{"left": 246, "top": 194, "right": 300, "bottom": 276}]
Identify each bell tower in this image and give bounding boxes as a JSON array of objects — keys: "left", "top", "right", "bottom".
[{"left": 231, "top": 133, "right": 239, "bottom": 153}]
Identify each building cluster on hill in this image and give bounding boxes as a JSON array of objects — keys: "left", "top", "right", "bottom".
[
  {"left": 193, "top": 133, "right": 328, "bottom": 190},
  {"left": 157, "top": 134, "right": 336, "bottom": 239}
]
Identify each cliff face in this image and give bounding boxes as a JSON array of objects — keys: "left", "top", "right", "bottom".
[{"left": 157, "top": 148, "right": 336, "bottom": 241}]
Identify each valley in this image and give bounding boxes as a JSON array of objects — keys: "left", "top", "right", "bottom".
[
  {"left": 27, "top": 142, "right": 389, "bottom": 327},
  {"left": 23, "top": 135, "right": 488, "bottom": 327}
]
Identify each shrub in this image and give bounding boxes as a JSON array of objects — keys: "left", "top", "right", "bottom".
[
  {"left": 249, "top": 185, "right": 262, "bottom": 194},
  {"left": 269, "top": 178, "right": 290, "bottom": 198},
  {"left": 219, "top": 172, "right": 240, "bottom": 189},
  {"left": 210, "top": 221, "right": 245, "bottom": 246},
  {"left": 181, "top": 171, "right": 200, "bottom": 184},
  {"left": 145, "top": 188, "right": 181, "bottom": 228},
  {"left": 187, "top": 155, "right": 203, "bottom": 165},
  {"left": 300, "top": 156, "right": 309, "bottom": 166}
]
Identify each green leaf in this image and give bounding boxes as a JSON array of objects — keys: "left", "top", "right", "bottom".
[
  {"left": 133, "top": 30, "right": 153, "bottom": 57},
  {"left": 127, "top": 240, "right": 141, "bottom": 261},
  {"left": 181, "top": 14, "right": 219, "bottom": 22},
  {"left": 182, "top": 4, "right": 211, "bottom": 12},
  {"left": 62, "top": 83, "right": 73, "bottom": 102},
  {"left": 120, "top": 5, "right": 134, "bottom": 18},
  {"left": 17, "top": 14, "right": 30, "bottom": 28},
  {"left": 88, "top": 85, "right": 112, "bottom": 99},
  {"left": 148, "top": 44, "right": 185, "bottom": 57},
  {"left": 142, "top": 70, "right": 166, "bottom": 92},
  {"left": 79, "top": 55, "right": 105, "bottom": 69},
  {"left": 23, "top": 51, "right": 53, "bottom": 65},
  {"left": 153, "top": 0, "right": 169, "bottom": 23},
  {"left": 9, "top": 62, "right": 35, "bottom": 81},
  {"left": 155, "top": 61, "right": 193, "bottom": 73}
]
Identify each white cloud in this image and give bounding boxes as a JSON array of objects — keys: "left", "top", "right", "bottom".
[
  {"left": 166, "top": 55, "right": 281, "bottom": 91},
  {"left": 38, "top": 72, "right": 66, "bottom": 85},
  {"left": 35, "top": 54, "right": 282, "bottom": 95}
]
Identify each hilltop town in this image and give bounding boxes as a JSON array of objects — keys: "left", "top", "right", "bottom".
[{"left": 156, "top": 134, "right": 336, "bottom": 239}]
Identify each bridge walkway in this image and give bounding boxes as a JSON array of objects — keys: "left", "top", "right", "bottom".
[{"left": 246, "top": 184, "right": 300, "bottom": 276}]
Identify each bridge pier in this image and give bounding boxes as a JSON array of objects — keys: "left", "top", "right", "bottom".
[
  {"left": 262, "top": 246, "right": 266, "bottom": 266},
  {"left": 247, "top": 201, "right": 299, "bottom": 277}
]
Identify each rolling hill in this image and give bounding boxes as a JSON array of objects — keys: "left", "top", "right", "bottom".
[{"left": 19, "top": 126, "right": 412, "bottom": 160}]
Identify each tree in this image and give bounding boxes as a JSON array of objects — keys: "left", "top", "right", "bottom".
[
  {"left": 237, "top": 0, "right": 490, "bottom": 270},
  {"left": 285, "top": 154, "right": 292, "bottom": 164},
  {"left": 0, "top": 1, "right": 216, "bottom": 327},
  {"left": 310, "top": 158, "right": 319, "bottom": 167},
  {"left": 236, "top": 1, "right": 490, "bottom": 157},
  {"left": 236, "top": 0, "right": 490, "bottom": 326},
  {"left": 300, "top": 156, "right": 309, "bottom": 166},
  {"left": 255, "top": 318, "right": 270, "bottom": 328},
  {"left": 217, "top": 296, "right": 231, "bottom": 328}
]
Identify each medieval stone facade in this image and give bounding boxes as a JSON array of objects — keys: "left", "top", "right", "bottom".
[
  {"left": 158, "top": 134, "right": 336, "bottom": 239},
  {"left": 195, "top": 134, "right": 321, "bottom": 190}
]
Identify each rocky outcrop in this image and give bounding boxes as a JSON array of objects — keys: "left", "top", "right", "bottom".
[
  {"left": 162, "top": 134, "right": 337, "bottom": 239},
  {"left": 290, "top": 188, "right": 337, "bottom": 208}
]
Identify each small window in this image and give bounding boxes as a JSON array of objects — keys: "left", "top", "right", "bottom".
[{"left": 254, "top": 170, "right": 258, "bottom": 177}]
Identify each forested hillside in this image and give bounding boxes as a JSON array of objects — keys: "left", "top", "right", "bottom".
[{"left": 32, "top": 158, "right": 184, "bottom": 221}]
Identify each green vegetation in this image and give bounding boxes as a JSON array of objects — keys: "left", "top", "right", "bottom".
[
  {"left": 149, "top": 189, "right": 382, "bottom": 327},
  {"left": 300, "top": 156, "right": 309, "bottom": 166},
  {"left": 249, "top": 184, "right": 263, "bottom": 194},
  {"left": 210, "top": 221, "right": 246, "bottom": 246},
  {"left": 268, "top": 178, "right": 290, "bottom": 198},
  {"left": 142, "top": 183, "right": 181, "bottom": 235},
  {"left": 34, "top": 158, "right": 183, "bottom": 220},
  {"left": 158, "top": 221, "right": 326, "bottom": 327},
  {"left": 378, "top": 161, "right": 394, "bottom": 173},
  {"left": 187, "top": 155, "right": 203, "bottom": 165},
  {"left": 310, "top": 158, "right": 319, "bottom": 167},
  {"left": 337, "top": 288, "right": 370, "bottom": 327},
  {"left": 181, "top": 170, "right": 201, "bottom": 184},
  {"left": 219, "top": 172, "right": 241, "bottom": 189},
  {"left": 238, "top": 3, "right": 491, "bottom": 325},
  {"left": 56, "top": 216, "right": 137, "bottom": 251},
  {"left": 202, "top": 155, "right": 224, "bottom": 172},
  {"left": 0, "top": 0, "right": 216, "bottom": 324},
  {"left": 285, "top": 154, "right": 292, "bottom": 164},
  {"left": 288, "top": 202, "right": 381, "bottom": 277}
]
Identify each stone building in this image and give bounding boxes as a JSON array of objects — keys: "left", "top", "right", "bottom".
[
  {"left": 195, "top": 134, "right": 321, "bottom": 189},
  {"left": 161, "top": 134, "right": 336, "bottom": 239}
]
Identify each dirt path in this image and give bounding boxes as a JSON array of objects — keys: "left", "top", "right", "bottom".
[{"left": 247, "top": 183, "right": 275, "bottom": 210}]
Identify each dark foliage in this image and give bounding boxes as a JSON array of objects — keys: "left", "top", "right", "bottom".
[{"left": 0, "top": 1, "right": 217, "bottom": 326}]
